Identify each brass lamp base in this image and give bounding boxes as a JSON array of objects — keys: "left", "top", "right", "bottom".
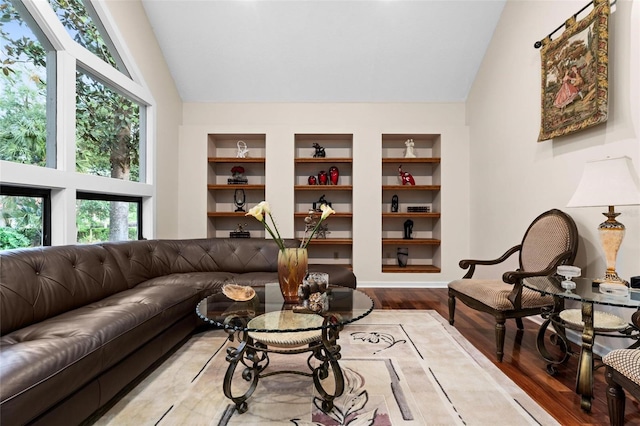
[{"left": 594, "top": 206, "right": 629, "bottom": 286}]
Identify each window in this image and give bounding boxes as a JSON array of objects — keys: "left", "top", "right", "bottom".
[
  {"left": 0, "top": 0, "right": 55, "bottom": 168},
  {"left": 0, "top": 0, "right": 154, "bottom": 245},
  {"left": 47, "top": 0, "right": 128, "bottom": 76},
  {"left": 76, "top": 192, "right": 142, "bottom": 243},
  {"left": 0, "top": 185, "right": 51, "bottom": 249},
  {"left": 75, "top": 69, "right": 141, "bottom": 181}
]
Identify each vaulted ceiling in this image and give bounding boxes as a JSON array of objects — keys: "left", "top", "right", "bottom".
[{"left": 141, "top": 0, "right": 505, "bottom": 102}]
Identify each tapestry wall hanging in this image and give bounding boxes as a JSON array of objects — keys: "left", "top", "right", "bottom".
[{"left": 537, "top": 0, "right": 609, "bottom": 142}]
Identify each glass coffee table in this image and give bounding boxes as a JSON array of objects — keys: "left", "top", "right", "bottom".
[{"left": 196, "top": 283, "right": 374, "bottom": 414}]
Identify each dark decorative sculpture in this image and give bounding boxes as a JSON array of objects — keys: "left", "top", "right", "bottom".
[
  {"left": 397, "top": 248, "right": 408, "bottom": 267},
  {"left": 403, "top": 219, "right": 413, "bottom": 239},
  {"left": 313, "top": 194, "right": 331, "bottom": 211},
  {"left": 398, "top": 165, "right": 416, "bottom": 185},
  {"left": 313, "top": 143, "right": 326, "bottom": 158},
  {"left": 234, "top": 189, "right": 246, "bottom": 212},
  {"left": 391, "top": 195, "right": 399, "bottom": 212}
]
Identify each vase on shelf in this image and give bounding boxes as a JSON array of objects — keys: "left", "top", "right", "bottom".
[
  {"left": 329, "top": 166, "right": 339, "bottom": 185},
  {"left": 318, "top": 170, "right": 328, "bottom": 185},
  {"left": 277, "top": 248, "right": 308, "bottom": 303}
]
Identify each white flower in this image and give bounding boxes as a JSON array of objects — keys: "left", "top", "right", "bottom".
[{"left": 246, "top": 200, "right": 335, "bottom": 250}]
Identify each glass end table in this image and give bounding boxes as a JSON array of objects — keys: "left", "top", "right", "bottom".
[
  {"left": 196, "top": 283, "right": 374, "bottom": 414},
  {"left": 524, "top": 276, "right": 640, "bottom": 412}
]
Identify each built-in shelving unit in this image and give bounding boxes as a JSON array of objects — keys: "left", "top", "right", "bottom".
[
  {"left": 294, "top": 134, "right": 353, "bottom": 266},
  {"left": 207, "top": 134, "right": 266, "bottom": 238},
  {"left": 381, "top": 134, "right": 441, "bottom": 273}
]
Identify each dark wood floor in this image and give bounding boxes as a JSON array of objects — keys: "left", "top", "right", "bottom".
[{"left": 361, "top": 287, "right": 640, "bottom": 426}]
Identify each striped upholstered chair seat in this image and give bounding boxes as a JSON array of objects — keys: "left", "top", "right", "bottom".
[
  {"left": 448, "top": 280, "right": 554, "bottom": 311},
  {"left": 447, "top": 209, "right": 578, "bottom": 362},
  {"left": 603, "top": 311, "right": 640, "bottom": 425}
]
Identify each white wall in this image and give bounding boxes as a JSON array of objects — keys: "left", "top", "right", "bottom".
[
  {"left": 104, "top": 0, "right": 183, "bottom": 238},
  {"left": 467, "top": 0, "right": 639, "bottom": 280},
  {"left": 467, "top": 0, "right": 639, "bottom": 350},
  {"left": 178, "top": 103, "right": 471, "bottom": 286}
]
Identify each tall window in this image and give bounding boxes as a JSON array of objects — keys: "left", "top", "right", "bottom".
[
  {"left": 0, "top": 0, "right": 153, "bottom": 245},
  {"left": 0, "top": 185, "right": 51, "bottom": 249},
  {"left": 76, "top": 69, "right": 141, "bottom": 181},
  {"left": 0, "top": 0, "right": 54, "bottom": 168}
]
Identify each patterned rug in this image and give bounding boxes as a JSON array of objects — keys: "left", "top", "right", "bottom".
[{"left": 94, "top": 310, "right": 558, "bottom": 425}]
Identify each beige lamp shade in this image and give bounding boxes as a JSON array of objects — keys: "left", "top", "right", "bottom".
[
  {"left": 567, "top": 156, "right": 640, "bottom": 286},
  {"left": 567, "top": 156, "right": 640, "bottom": 208}
]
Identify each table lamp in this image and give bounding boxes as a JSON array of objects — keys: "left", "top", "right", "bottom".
[{"left": 567, "top": 156, "right": 640, "bottom": 286}]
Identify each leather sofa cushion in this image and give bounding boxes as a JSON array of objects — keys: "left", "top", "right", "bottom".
[
  {"left": 0, "top": 284, "right": 200, "bottom": 423},
  {"left": 0, "top": 245, "right": 128, "bottom": 335}
]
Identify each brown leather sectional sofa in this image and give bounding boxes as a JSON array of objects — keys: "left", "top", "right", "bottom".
[{"left": 0, "top": 238, "right": 356, "bottom": 425}]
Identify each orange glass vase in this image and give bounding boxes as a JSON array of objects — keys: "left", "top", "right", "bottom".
[{"left": 277, "top": 248, "right": 308, "bottom": 303}]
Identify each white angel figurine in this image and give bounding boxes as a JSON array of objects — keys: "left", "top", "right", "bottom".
[
  {"left": 404, "top": 139, "right": 416, "bottom": 158},
  {"left": 236, "top": 140, "right": 249, "bottom": 158}
]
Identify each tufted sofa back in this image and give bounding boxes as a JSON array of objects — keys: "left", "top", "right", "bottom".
[
  {"left": 101, "top": 238, "right": 296, "bottom": 288},
  {"left": 0, "top": 238, "right": 298, "bottom": 336},
  {"left": 0, "top": 244, "right": 127, "bottom": 335}
]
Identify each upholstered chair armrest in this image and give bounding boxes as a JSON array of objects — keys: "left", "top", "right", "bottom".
[
  {"left": 459, "top": 245, "right": 521, "bottom": 278},
  {"left": 503, "top": 249, "right": 575, "bottom": 308}
]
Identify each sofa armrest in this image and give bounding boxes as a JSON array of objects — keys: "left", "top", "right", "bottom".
[{"left": 308, "top": 264, "right": 356, "bottom": 289}]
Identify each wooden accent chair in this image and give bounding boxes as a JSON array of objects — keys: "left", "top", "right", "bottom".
[
  {"left": 448, "top": 209, "right": 579, "bottom": 362},
  {"left": 604, "top": 311, "right": 640, "bottom": 426}
]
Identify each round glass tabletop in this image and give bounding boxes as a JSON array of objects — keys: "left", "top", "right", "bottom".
[
  {"left": 196, "top": 283, "right": 374, "bottom": 333},
  {"left": 523, "top": 276, "right": 640, "bottom": 309}
]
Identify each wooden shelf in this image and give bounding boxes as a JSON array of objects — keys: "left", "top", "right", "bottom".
[
  {"left": 382, "top": 185, "right": 440, "bottom": 191},
  {"left": 207, "top": 184, "right": 265, "bottom": 190},
  {"left": 207, "top": 134, "right": 266, "bottom": 239},
  {"left": 295, "top": 185, "right": 353, "bottom": 191},
  {"left": 382, "top": 238, "right": 441, "bottom": 245},
  {"left": 295, "top": 158, "right": 352, "bottom": 164},
  {"left": 207, "top": 212, "right": 249, "bottom": 217},
  {"left": 208, "top": 157, "right": 265, "bottom": 163},
  {"left": 382, "top": 212, "right": 440, "bottom": 218},
  {"left": 382, "top": 157, "right": 441, "bottom": 164},
  {"left": 382, "top": 265, "right": 441, "bottom": 273},
  {"left": 305, "top": 238, "right": 352, "bottom": 245},
  {"left": 295, "top": 212, "right": 352, "bottom": 218}
]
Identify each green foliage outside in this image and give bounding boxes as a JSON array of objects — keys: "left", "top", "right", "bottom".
[{"left": 0, "top": 195, "right": 43, "bottom": 249}]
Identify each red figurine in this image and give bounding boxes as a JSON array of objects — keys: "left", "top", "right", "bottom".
[
  {"left": 318, "top": 170, "right": 329, "bottom": 185},
  {"left": 329, "top": 166, "right": 339, "bottom": 185},
  {"left": 398, "top": 165, "right": 415, "bottom": 185},
  {"left": 308, "top": 175, "right": 317, "bottom": 185}
]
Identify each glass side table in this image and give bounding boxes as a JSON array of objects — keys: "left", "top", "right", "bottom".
[{"left": 523, "top": 276, "right": 640, "bottom": 412}]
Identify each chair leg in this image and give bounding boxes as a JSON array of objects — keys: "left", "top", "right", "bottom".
[
  {"left": 448, "top": 294, "right": 456, "bottom": 325},
  {"left": 495, "top": 318, "right": 506, "bottom": 362},
  {"left": 516, "top": 318, "right": 524, "bottom": 330},
  {"left": 605, "top": 366, "right": 626, "bottom": 426}
]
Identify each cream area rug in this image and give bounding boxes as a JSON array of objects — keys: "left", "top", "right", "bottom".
[{"left": 94, "top": 310, "right": 559, "bottom": 425}]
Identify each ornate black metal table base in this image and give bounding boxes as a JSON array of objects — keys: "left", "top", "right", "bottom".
[
  {"left": 222, "top": 317, "right": 345, "bottom": 414},
  {"left": 536, "top": 302, "right": 640, "bottom": 412}
]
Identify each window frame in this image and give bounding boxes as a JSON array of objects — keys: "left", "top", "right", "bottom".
[
  {"left": 76, "top": 191, "right": 143, "bottom": 241},
  {"left": 0, "top": 185, "right": 52, "bottom": 246}
]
